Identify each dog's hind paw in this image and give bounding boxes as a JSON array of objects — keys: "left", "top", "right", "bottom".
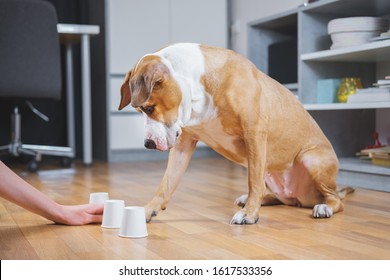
[
  {"left": 312, "top": 204, "right": 333, "bottom": 218},
  {"left": 234, "top": 194, "right": 248, "bottom": 207}
]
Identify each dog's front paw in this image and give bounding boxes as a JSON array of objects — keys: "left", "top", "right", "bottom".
[
  {"left": 230, "top": 209, "right": 259, "bottom": 225},
  {"left": 234, "top": 194, "right": 248, "bottom": 207},
  {"left": 144, "top": 207, "right": 159, "bottom": 223},
  {"left": 312, "top": 204, "right": 333, "bottom": 218}
]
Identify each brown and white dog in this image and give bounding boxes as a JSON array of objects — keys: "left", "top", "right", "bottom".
[{"left": 119, "top": 43, "right": 352, "bottom": 224}]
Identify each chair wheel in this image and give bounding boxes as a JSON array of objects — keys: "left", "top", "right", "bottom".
[
  {"left": 27, "top": 160, "right": 39, "bottom": 172},
  {"left": 60, "top": 157, "right": 72, "bottom": 167}
]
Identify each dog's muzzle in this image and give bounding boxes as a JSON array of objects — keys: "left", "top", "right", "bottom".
[{"left": 143, "top": 116, "right": 183, "bottom": 151}]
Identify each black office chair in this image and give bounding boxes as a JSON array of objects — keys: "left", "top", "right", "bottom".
[{"left": 0, "top": 0, "right": 73, "bottom": 171}]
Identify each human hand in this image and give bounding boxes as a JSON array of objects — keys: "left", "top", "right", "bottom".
[{"left": 55, "top": 203, "right": 104, "bottom": 226}]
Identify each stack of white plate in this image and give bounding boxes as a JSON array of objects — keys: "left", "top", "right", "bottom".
[{"left": 328, "top": 17, "right": 389, "bottom": 49}]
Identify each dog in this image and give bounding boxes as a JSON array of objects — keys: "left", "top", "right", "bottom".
[{"left": 119, "top": 43, "right": 353, "bottom": 224}]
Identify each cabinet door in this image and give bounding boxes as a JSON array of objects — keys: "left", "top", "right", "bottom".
[
  {"left": 110, "top": 114, "right": 145, "bottom": 150},
  {"left": 170, "top": 0, "right": 227, "bottom": 48},
  {"left": 107, "top": 0, "right": 170, "bottom": 74},
  {"left": 109, "top": 77, "right": 137, "bottom": 113}
]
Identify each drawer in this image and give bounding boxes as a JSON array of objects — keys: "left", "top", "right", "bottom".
[{"left": 110, "top": 111, "right": 208, "bottom": 150}]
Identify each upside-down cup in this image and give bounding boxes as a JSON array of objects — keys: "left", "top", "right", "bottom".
[
  {"left": 101, "top": 199, "right": 125, "bottom": 228},
  {"left": 119, "top": 206, "right": 148, "bottom": 238},
  {"left": 89, "top": 192, "right": 109, "bottom": 204}
]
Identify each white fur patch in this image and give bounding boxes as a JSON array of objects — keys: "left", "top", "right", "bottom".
[
  {"left": 312, "top": 204, "right": 333, "bottom": 218},
  {"left": 144, "top": 113, "right": 181, "bottom": 151},
  {"left": 155, "top": 43, "right": 217, "bottom": 127}
]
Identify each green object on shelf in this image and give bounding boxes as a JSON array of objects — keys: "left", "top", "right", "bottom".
[{"left": 338, "top": 77, "right": 363, "bottom": 103}]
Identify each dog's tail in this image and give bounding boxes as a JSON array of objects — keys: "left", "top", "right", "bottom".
[{"left": 337, "top": 186, "right": 355, "bottom": 199}]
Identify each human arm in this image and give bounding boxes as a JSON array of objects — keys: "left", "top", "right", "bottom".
[{"left": 0, "top": 161, "right": 103, "bottom": 225}]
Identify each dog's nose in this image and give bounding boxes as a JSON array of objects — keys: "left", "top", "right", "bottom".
[{"left": 144, "top": 139, "right": 157, "bottom": 150}]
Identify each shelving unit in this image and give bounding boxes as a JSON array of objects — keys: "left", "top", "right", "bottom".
[{"left": 248, "top": 0, "right": 390, "bottom": 191}]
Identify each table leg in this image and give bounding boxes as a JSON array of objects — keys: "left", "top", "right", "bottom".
[
  {"left": 81, "top": 34, "right": 93, "bottom": 165},
  {"left": 65, "top": 44, "right": 76, "bottom": 157}
]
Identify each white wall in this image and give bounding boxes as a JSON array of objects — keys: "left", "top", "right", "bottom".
[{"left": 230, "top": 0, "right": 305, "bottom": 57}]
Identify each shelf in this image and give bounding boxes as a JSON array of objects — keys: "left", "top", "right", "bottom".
[
  {"left": 304, "top": 102, "right": 390, "bottom": 111},
  {"left": 338, "top": 157, "right": 390, "bottom": 191},
  {"left": 339, "top": 157, "right": 390, "bottom": 177},
  {"left": 301, "top": 39, "right": 390, "bottom": 62},
  {"left": 249, "top": 8, "right": 298, "bottom": 30}
]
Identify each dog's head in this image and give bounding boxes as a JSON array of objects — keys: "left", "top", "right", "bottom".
[{"left": 119, "top": 55, "right": 183, "bottom": 151}]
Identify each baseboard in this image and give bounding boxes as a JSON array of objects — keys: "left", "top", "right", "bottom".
[{"left": 109, "top": 147, "right": 220, "bottom": 163}]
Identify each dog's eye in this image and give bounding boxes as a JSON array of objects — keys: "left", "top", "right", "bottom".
[{"left": 142, "top": 106, "right": 155, "bottom": 115}]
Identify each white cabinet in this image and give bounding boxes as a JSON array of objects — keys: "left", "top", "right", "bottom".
[
  {"left": 109, "top": 77, "right": 137, "bottom": 113},
  {"left": 106, "top": 0, "right": 170, "bottom": 74},
  {"left": 107, "top": 0, "right": 227, "bottom": 74},
  {"left": 105, "top": 0, "right": 227, "bottom": 161},
  {"left": 170, "top": 0, "right": 227, "bottom": 48},
  {"left": 110, "top": 114, "right": 145, "bottom": 150}
]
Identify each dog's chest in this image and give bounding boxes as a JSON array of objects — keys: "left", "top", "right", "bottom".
[{"left": 186, "top": 118, "right": 247, "bottom": 166}]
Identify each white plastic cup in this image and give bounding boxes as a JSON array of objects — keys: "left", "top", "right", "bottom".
[
  {"left": 119, "top": 206, "right": 148, "bottom": 238},
  {"left": 101, "top": 199, "right": 125, "bottom": 228},
  {"left": 89, "top": 192, "right": 109, "bottom": 204}
]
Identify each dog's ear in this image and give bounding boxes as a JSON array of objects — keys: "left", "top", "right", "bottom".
[
  {"left": 131, "top": 63, "right": 169, "bottom": 107},
  {"left": 145, "top": 63, "right": 169, "bottom": 93},
  {"left": 119, "top": 70, "right": 132, "bottom": 111}
]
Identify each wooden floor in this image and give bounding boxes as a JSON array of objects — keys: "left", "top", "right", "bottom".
[{"left": 1, "top": 157, "right": 390, "bottom": 260}]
